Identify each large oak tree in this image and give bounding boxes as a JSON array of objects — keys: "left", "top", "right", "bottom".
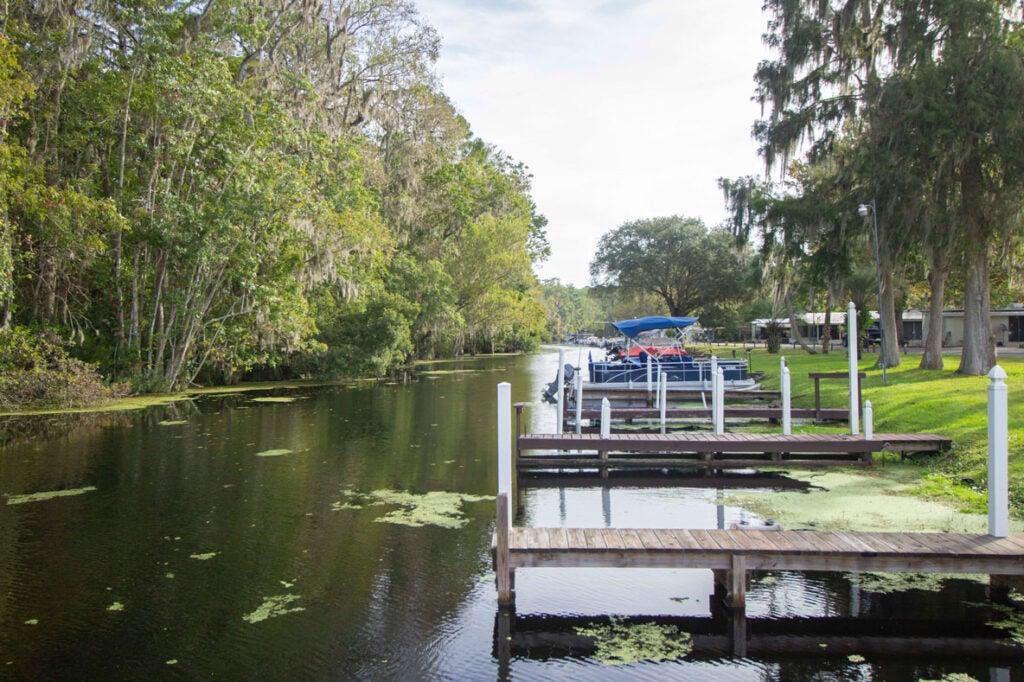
[{"left": 589, "top": 216, "right": 749, "bottom": 318}]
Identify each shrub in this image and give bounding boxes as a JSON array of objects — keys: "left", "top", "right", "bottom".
[{"left": 0, "top": 327, "right": 115, "bottom": 410}]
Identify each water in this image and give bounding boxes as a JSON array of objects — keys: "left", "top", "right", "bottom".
[{"left": 0, "top": 349, "right": 1021, "bottom": 680}]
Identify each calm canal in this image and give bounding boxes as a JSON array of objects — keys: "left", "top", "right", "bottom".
[{"left": 0, "top": 349, "right": 1020, "bottom": 680}]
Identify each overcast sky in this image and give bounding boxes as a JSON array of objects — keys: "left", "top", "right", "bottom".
[{"left": 414, "top": 0, "right": 772, "bottom": 287}]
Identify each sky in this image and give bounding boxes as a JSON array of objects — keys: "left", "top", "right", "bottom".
[{"left": 413, "top": 0, "right": 774, "bottom": 287}]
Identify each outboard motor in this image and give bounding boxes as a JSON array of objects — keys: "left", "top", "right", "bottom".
[{"left": 541, "top": 364, "right": 576, "bottom": 403}]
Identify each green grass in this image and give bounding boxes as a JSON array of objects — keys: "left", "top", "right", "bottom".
[{"left": 720, "top": 344, "right": 1024, "bottom": 517}]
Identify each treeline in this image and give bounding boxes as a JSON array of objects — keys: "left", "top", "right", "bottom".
[
  {"left": 720, "top": 0, "right": 1024, "bottom": 375},
  {"left": 0, "top": 0, "right": 547, "bottom": 396}
]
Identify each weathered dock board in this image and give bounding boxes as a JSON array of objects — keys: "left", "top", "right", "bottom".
[
  {"left": 494, "top": 519, "right": 1024, "bottom": 608},
  {"left": 516, "top": 431, "right": 951, "bottom": 469}
]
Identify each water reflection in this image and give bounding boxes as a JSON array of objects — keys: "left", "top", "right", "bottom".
[{"left": 1, "top": 349, "right": 1023, "bottom": 680}]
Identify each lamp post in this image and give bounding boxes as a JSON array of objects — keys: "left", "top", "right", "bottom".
[{"left": 858, "top": 200, "right": 887, "bottom": 385}]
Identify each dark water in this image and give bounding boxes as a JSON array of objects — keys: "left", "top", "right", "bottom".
[{"left": 0, "top": 349, "right": 1021, "bottom": 680}]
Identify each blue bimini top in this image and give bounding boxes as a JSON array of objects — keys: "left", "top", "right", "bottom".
[{"left": 610, "top": 316, "right": 699, "bottom": 339}]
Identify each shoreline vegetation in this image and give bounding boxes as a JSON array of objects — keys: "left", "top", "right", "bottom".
[{"left": 2, "top": 345, "right": 1022, "bottom": 525}]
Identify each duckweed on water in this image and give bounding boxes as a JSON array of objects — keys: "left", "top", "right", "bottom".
[
  {"left": 158, "top": 420, "right": 188, "bottom": 426},
  {"left": 849, "top": 572, "right": 975, "bottom": 594},
  {"left": 983, "top": 601, "right": 1024, "bottom": 645},
  {"left": 242, "top": 594, "right": 304, "bottom": 623},
  {"left": 847, "top": 654, "right": 866, "bottom": 663},
  {"left": 6, "top": 486, "right": 97, "bottom": 505},
  {"left": 574, "top": 618, "right": 693, "bottom": 665},
  {"left": 331, "top": 488, "right": 492, "bottom": 528},
  {"left": 189, "top": 552, "right": 218, "bottom": 560},
  {"left": 107, "top": 602, "right": 124, "bottom": 612},
  {"left": 361, "top": 489, "right": 493, "bottom": 528},
  {"left": 251, "top": 397, "right": 300, "bottom": 403},
  {"left": 255, "top": 448, "right": 293, "bottom": 457},
  {"left": 725, "top": 471, "right": 1019, "bottom": 533}
]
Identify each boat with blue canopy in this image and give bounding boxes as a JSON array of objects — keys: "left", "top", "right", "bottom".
[{"left": 586, "top": 315, "right": 758, "bottom": 390}]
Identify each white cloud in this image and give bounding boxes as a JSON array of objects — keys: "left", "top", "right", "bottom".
[{"left": 416, "top": 0, "right": 771, "bottom": 286}]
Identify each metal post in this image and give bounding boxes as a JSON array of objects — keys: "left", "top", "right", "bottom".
[
  {"left": 848, "top": 301, "right": 860, "bottom": 435},
  {"left": 988, "top": 365, "right": 1009, "bottom": 537},
  {"left": 870, "top": 201, "right": 887, "bottom": 385}
]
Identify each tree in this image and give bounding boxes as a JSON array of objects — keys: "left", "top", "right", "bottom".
[
  {"left": 589, "top": 217, "right": 749, "bottom": 318},
  {"left": 756, "top": 0, "right": 1024, "bottom": 375}
]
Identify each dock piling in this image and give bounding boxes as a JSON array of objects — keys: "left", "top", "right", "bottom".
[
  {"left": 848, "top": 302, "right": 860, "bottom": 435},
  {"left": 988, "top": 365, "right": 1009, "bottom": 537}
]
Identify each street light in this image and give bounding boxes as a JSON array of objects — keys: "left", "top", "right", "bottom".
[{"left": 858, "top": 200, "right": 887, "bottom": 385}]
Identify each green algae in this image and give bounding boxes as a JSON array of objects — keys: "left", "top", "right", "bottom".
[
  {"left": 574, "top": 618, "right": 693, "bottom": 665},
  {"left": 983, "top": 600, "right": 1024, "bottom": 645},
  {"left": 847, "top": 654, "right": 866, "bottom": 663},
  {"left": 724, "top": 470, "right": 1022, "bottom": 533},
  {"left": 250, "top": 396, "right": 301, "bottom": 403},
  {"left": 361, "top": 489, "right": 493, "bottom": 528},
  {"left": 255, "top": 448, "right": 293, "bottom": 457},
  {"left": 849, "top": 572, "right": 976, "bottom": 594},
  {"left": 242, "top": 594, "right": 304, "bottom": 623},
  {"left": 189, "top": 552, "right": 218, "bottom": 560},
  {"left": 158, "top": 420, "right": 188, "bottom": 426},
  {"left": 107, "top": 601, "right": 124, "bottom": 612},
  {"left": 6, "top": 486, "right": 97, "bottom": 505},
  {"left": 919, "top": 675, "right": 980, "bottom": 682},
  {"left": 24, "top": 619, "right": 38, "bottom": 626},
  {"left": 332, "top": 488, "right": 493, "bottom": 527}
]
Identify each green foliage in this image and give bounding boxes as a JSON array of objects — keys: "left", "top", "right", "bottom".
[
  {"left": 1, "top": 0, "right": 548, "bottom": 396},
  {"left": 0, "top": 327, "right": 116, "bottom": 410},
  {"left": 590, "top": 216, "right": 751, "bottom": 318}
]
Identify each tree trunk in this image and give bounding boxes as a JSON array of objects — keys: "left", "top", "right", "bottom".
[
  {"left": 880, "top": 266, "right": 901, "bottom": 369},
  {"left": 785, "top": 288, "right": 817, "bottom": 354},
  {"left": 920, "top": 257, "right": 948, "bottom": 370},
  {"left": 958, "top": 248, "right": 996, "bottom": 375}
]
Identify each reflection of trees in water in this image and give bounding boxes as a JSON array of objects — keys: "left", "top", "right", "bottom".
[{"left": 0, "top": 412, "right": 133, "bottom": 448}]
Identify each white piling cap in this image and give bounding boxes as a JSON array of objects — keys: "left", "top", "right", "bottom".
[{"left": 988, "top": 365, "right": 1007, "bottom": 382}]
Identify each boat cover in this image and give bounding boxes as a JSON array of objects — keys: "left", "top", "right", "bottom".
[{"left": 610, "top": 316, "right": 699, "bottom": 339}]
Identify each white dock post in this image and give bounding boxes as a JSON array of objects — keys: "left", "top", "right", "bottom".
[
  {"left": 711, "top": 355, "right": 718, "bottom": 387},
  {"left": 863, "top": 400, "right": 873, "bottom": 440},
  {"left": 600, "top": 397, "right": 611, "bottom": 438},
  {"left": 659, "top": 371, "right": 668, "bottom": 434},
  {"left": 646, "top": 354, "right": 653, "bottom": 395},
  {"left": 781, "top": 362, "right": 792, "bottom": 436},
  {"left": 988, "top": 365, "right": 1009, "bottom": 537},
  {"left": 496, "top": 382, "right": 513, "bottom": 605},
  {"left": 556, "top": 350, "right": 565, "bottom": 435},
  {"left": 714, "top": 367, "right": 725, "bottom": 435},
  {"left": 574, "top": 372, "right": 583, "bottom": 435},
  {"left": 848, "top": 301, "right": 860, "bottom": 435}
]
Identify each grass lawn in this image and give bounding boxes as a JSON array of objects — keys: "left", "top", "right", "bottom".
[{"left": 719, "top": 344, "right": 1024, "bottom": 518}]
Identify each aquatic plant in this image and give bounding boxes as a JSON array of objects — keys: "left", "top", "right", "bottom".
[
  {"left": 984, "top": 601, "right": 1024, "bottom": 646},
  {"left": 189, "top": 552, "right": 218, "bottom": 561},
  {"left": 243, "top": 594, "right": 305, "bottom": 623},
  {"left": 574, "top": 618, "right": 693, "bottom": 665},
  {"left": 335, "top": 489, "right": 493, "bottom": 528},
  {"left": 255, "top": 448, "right": 293, "bottom": 457},
  {"left": 6, "top": 486, "right": 97, "bottom": 505},
  {"left": 850, "top": 572, "right": 965, "bottom": 594}
]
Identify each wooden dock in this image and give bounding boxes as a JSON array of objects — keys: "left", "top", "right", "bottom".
[
  {"left": 493, "top": 500, "right": 1024, "bottom": 609},
  {"left": 516, "top": 431, "right": 951, "bottom": 470}
]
